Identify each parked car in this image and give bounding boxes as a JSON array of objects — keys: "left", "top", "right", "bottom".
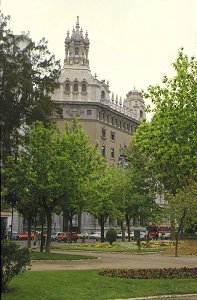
[
  {"left": 89, "top": 232, "right": 101, "bottom": 240},
  {"left": 7, "top": 231, "right": 18, "bottom": 240},
  {"left": 55, "top": 232, "right": 78, "bottom": 243},
  {"left": 161, "top": 232, "right": 171, "bottom": 240},
  {"left": 117, "top": 231, "right": 128, "bottom": 238},
  {"left": 16, "top": 232, "right": 37, "bottom": 240},
  {"left": 130, "top": 231, "right": 134, "bottom": 240},
  {"left": 140, "top": 231, "right": 147, "bottom": 240},
  {"left": 51, "top": 232, "right": 65, "bottom": 241},
  {"left": 78, "top": 232, "right": 89, "bottom": 239}
]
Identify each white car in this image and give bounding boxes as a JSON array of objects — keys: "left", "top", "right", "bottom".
[
  {"left": 51, "top": 232, "right": 65, "bottom": 241},
  {"left": 78, "top": 232, "right": 89, "bottom": 239},
  {"left": 89, "top": 232, "right": 101, "bottom": 240},
  {"left": 161, "top": 232, "right": 171, "bottom": 240},
  {"left": 117, "top": 231, "right": 129, "bottom": 238},
  {"left": 140, "top": 231, "right": 147, "bottom": 239}
]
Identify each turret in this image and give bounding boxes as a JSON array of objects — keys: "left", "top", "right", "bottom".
[
  {"left": 126, "top": 88, "right": 145, "bottom": 120},
  {"left": 64, "top": 16, "right": 90, "bottom": 68}
]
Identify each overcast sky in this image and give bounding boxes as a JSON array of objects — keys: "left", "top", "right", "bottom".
[{"left": 1, "top": 0, "right": 197, "bottom": 104}]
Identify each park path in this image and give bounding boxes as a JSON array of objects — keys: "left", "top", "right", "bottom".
[{"left": 30, "top": 250, "right": 197, "bottom": 271}]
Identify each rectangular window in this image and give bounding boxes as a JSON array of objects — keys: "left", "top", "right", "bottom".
[
  {"left": 111, "top": 148, "right": 115, "bottom": 159},
  {"left": 111, "top": 131, "right": 115, "bottom": 141},
  {"left": 101, "top": 127, "right": 106, "bottom": 138},
  {"left": 87, "top": 110, "right": 92, "bottom": 115}
]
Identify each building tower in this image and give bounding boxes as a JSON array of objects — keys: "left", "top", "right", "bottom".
[{"left": 51, "top": 17, "right": 146, "bottom": 232}]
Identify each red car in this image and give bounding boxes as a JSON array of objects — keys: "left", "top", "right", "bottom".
[
  {"left": 16, "top": 232, "right": 37, "bottom": 240},
  {"left": 56, "top": 232, "right": 78, "bottom": 243}
]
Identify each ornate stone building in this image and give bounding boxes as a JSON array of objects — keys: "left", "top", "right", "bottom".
[
  {"left": 50, "top": 17, "right": 145, "bottom": 232},
  {"left": 11, "top": 18, "right": 145, "bottom": 235},
  {"left": 52, "top": 16, "right": 145, "bottom": 168}
]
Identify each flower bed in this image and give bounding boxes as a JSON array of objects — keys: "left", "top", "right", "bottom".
[
  {"left": 99, "top": 267, "right": 197, "bottom": 279},
  {"left": 141, "top": 240, "right": 174, "bottom": 249}
]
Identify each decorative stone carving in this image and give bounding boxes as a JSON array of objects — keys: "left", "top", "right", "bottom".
[{"left": 65, "top": 108, "right": 84, "bottom": 117}]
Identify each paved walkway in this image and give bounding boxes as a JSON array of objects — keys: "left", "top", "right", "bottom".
[{"left": 30, "top": 250, "right": 197, "bottom": 271}]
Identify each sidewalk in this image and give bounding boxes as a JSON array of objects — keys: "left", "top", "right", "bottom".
[{"left": 115, "top": 295, "right": 197, "bottom": 300}]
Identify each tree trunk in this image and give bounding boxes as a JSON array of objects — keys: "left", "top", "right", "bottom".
[
  {"left": 27, "top": 217, "right": 32, "bottom": 248},
  {"left": 100, "top": 217, "right": 105, "bottom": 243},
  {"left": 45, "top": 210, "right": 52, "bottom": 253},
  {"left": 40, "top": 214, "right": 44, "bottom": 253},
  {"left": 63, "top": 211, "right": 69, "bottom": 232},
  {"left": 121, "top": 221, "right": 126, "bottom": 242},
  {"left": 126, "top": 215, "right": 131, "bottom": 242},
  {"left": 78, "top": 213, "right": 81, "bottom": 232},
  {"left": 175, "top": 209, "right": 186, "bottom": 257}
]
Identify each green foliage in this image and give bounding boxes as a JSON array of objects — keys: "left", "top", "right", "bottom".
[
  {"left": 106, "top": 228, "right": 117, "bottom": 245},
  {"left": 125, "top": 141, "right": 160, "bottom": 226},
  {"left": 1, "top": 218, "right": 7, "bottom": 240},
  {"left": 57, "top": 118, "right": 101, "bottom": 224},
  {"left": 134, "top": 49, "right": 197, "bottom": 195},
  {"left": 168, "top": 180, "right": 197, "bottom": 231},
  {"left": 1, "top": 240, "right": 31, "bottom": 293},
  {"left": 0, "top": 13, "right": 61, "bottom": 163}
]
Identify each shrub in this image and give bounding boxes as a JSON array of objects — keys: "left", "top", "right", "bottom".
[
  {"left": 1, "top": 240, "right": 31, "bottom": 293},
  {"left": 99, "top": 267, "right": 197, "bottom": 279},
  {"left": 1, "top": 218, "right": 7, "bottom": 240},
  {"left": 106, "top": 228, "right": 117, "bottom": 245}
]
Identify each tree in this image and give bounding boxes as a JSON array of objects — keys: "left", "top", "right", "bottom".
[
  {"left": 1, "top": 240, "right": 31, "bottom": 293},
  {"left": 23, "top": 122, "right": 62, "bottom": 252},
  {"left": 134, "top": 49, "right": 197, "bottom": 196},
  {"left": 134, "top": 49, "right": 197, "bottom": 246},
  {"left": 167, "top": 180, "right": 197, "bottom": 256},
  {"left": 85, "top": 164, "right": 120, "bottom": 242},
  {"left": 56, "top": 119, "right": 102, "bottom": 235},
  {"left": 0, "top": 13, "right": 61, "bottom": 164},
  {"left": 3, "top": 122, "right": 61, "bottom": 252},
  {"left": 3, "top": 154, "right": 39, "bottom": 248},
  {"left": 116, "top": 142, "right": 160, "bottom": 241}
]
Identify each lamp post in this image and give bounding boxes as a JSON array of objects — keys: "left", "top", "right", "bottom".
[{"left": 118, "top": 149, "right": 130, "bottom": 242}]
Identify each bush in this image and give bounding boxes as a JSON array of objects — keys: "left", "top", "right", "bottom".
[
  {"left": 99, "top": 267, "right": 197, "bottom": 279},
  {"left": 106, "top": 228, "right": 117, "bottom": 245},
  {"left": 1, "top": 218, "right": 7, "bottom": 240},
  {"left": 1, "top": 240, "right": 31, "bottom": 293}
]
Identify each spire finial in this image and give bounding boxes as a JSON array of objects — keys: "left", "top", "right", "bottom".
[{"left": 76, "top": 16, "right": 80, "bottom": 30}]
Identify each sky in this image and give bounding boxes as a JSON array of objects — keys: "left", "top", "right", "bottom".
[{"left": 1, "top": 0, "right": 197, "bottom": 105}]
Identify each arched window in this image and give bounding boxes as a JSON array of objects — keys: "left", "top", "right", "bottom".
[
  {"left": 65, "top": 83, "right": 70, "bottom": 92},
  {"left": 101, "top": 145, "right": 105, "bottom": 157},
  {"left": 75, "top": 47, "right": 79, "bottom": 55},
  {"left": 101, "top": 90, "right": 105, "bottom": 99},
  {"left": 73, "top": 83, "right": 78, "bottom": 92},
  {"left": 140, "top": 110, "right": 143, "bottom": 118},
  {"left": 82, "top": 83, "right": 86, "bottom": 93}
]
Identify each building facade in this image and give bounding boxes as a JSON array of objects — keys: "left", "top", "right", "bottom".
[
  {"left": 50, "top": 17, "right": 145, "bottom": 233},
  {"left": 52, "top": 17, "right": 145, "bottom": 167},
  {"left": 5, "top": 18, "right": 146, "bottom": 235}
]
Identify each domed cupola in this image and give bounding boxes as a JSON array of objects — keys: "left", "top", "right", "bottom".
[
  {"left": 125, "top": 87, "right": 145, "bottom": 120},
  {"left": 64, "top": 16, "right": 90, "bottom": 68}
]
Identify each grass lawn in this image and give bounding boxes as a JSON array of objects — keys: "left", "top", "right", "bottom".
[
  {"left": 2, "top": 269, "right": 197, "bottom": 300},
  {"left": 31, "top": 251, "right": 95, "bottom": 261},
  {"left": 51, "top": 241, "right": 169, "bottom": 253}
]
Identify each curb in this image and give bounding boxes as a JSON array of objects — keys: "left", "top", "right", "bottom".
[{"left": 114, "top": 294, "right": 197, "bottom": 300}]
